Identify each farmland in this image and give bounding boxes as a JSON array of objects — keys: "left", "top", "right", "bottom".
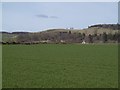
[{"left": 2, "top": 44, "right": 118, "bottom": 88}]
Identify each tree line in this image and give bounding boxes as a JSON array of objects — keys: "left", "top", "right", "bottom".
[{"left": 1, "top": 31, "right": 120, "bottom": 45}]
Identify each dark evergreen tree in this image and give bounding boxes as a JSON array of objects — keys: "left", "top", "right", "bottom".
[
  {"left": 107, "top": 33, "right": 113, "bottom": 41},
  {"left": 88, "top": 34, "right": 93, "bottom": 43},
  {"left": 82, "top": 33, "right": 86, "bottom": 40},
  {"left": 68, "top": 31, "right": 71, "bottom": 34},
  {"left": 102, "top": 32, "right": 108, "bottom": 43}
]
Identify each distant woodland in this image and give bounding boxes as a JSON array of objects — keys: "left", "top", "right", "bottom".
[{"left": 1, "top": 24, "right": 120, "bottom": 44}]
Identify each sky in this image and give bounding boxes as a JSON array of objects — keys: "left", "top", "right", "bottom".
[{"left": 1, "top": 2, "right": 118, "bottom": 32}]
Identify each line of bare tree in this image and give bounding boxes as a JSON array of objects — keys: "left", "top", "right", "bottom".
[{"left": 1, "top": 31, "right": 119, "bottom": 45}]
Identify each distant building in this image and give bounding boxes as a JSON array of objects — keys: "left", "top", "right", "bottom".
[
  {"left": 60, "top": 40, "right": 65, "bottom": 43},
  {"left": 82, "top": 40, "right": 86, "bottom": 44}
]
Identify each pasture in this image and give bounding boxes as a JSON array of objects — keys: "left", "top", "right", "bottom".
[{"left": 2, "top": 44, "right": 118, "bottom": 88}]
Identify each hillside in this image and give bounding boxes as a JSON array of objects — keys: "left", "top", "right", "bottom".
[
  {"left": 44, "top": 27, "right": 118, "bottom": 35},
  {"left": 42, "top": 24, "right": 119, "bottom": 35},
  {"left": 1, "top": 24, "right": 120, "bottom": 44}
]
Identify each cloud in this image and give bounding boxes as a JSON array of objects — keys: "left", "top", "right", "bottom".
[
  {"left": 36, "top": 14, "right": 58, "bottom": 19},
  {"left": 36, "top": 14, "right": 49, "bottom": 18},
  {"left": 49, "top": 16, "right": 58, "bottom": 19}
]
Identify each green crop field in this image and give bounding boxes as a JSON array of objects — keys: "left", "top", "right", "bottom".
[{"left": 2, "top": 44, "right": 118, "bottom": 88}]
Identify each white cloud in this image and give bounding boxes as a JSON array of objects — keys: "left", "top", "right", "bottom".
[{"left": 36, "top": 14, "right": 58, "bottom": 19}]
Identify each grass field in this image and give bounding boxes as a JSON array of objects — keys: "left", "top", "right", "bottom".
[{"left": 2, "top": 44, "right": 118, "bottom": 88}]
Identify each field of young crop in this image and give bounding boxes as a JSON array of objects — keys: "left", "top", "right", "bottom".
[{"left": 2, "top": 44, "right": 118, "bottom": 88}]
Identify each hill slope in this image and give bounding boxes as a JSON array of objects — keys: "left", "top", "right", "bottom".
[{"left": 1, "top": 24, "right": 120, "bottom": 43}]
